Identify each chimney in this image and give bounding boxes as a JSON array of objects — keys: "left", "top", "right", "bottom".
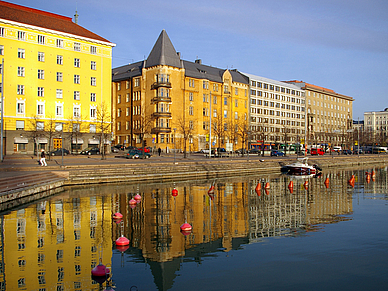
[{"left": 195, "top": 59, "right": 202, "bottom": 64}]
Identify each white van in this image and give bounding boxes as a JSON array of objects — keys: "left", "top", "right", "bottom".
[{"left": 333, "top": 146, "right": 342, "bottom": 152}]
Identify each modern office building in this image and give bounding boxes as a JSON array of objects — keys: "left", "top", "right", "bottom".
[
  {"left": 0, "top": 1, "right": 115, "bottom": 155},
  {"left": 241, "top": 73, "right": 306, "bottom": 150},
  {"left": 112, "top": 30, "right": 249, "bottom": 153},
  {"left": 285, "top": 81, "right": 354, "bottom": 149}
]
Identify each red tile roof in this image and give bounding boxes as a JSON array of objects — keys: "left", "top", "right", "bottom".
[{"left": 0, "top": 0, "right": 112, "bottom": 44}]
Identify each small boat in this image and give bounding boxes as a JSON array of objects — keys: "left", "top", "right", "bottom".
[{"left": 281, "top": 157, "right": 321, "bottom": 175}]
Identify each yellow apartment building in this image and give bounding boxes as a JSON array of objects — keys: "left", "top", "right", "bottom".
[
  {"left": 285, "top": 81, "right": 354, "bottom": 149},
  {"left": 112, "top": 30, "right": 249, "bottom": 153},
  {"left": 0, "top": 1, "right": 115, "bottom": 155}
]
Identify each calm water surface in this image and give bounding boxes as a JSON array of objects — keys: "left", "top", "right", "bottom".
[{"left": 1, "top": 167, "right": 388, "bottom": 290}]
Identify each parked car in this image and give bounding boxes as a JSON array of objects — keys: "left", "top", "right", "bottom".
[
  {"left": 235, "top": 148, "right": 249, "bottom": 155},
  {"left": 125, "top": 149, "right": 151, "bottom": 159},
  {"left": 342, "top": 149, "right": 352, "bottom": 155},
  {"left": 137, "top": 147, "right": 151, "bottom": 153},
  {"left": 114, "top": 144, "right": 126, "bottom": 151},
  {"left": 49, "top": 148, "right": 70, "bottom": 156},
  {"left": 270, "top": 150, "right": 285, "bottom": 157},
  {"left": 249, "top": 148, "right": 261, "bottom": 154},
  {"left": 311, "top": 148, "right": 325, "bottom": 155},
  {"left": 80, "top": 147, "right": 100, "bottom": 155},
  {"left": 111, "top": 146, "right": 119, "bottom": 153}
]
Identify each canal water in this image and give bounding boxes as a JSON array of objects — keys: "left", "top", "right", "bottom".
[{"left": 0, "top": 166, "right": 388, "bottom": 291}]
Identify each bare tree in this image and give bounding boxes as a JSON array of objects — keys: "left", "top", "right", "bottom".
[
  {"left": 226, "top": 118, "right": 239, "bottom": 153},
  {"left": 68, "top": 115, "right": 87, "bottom": 154},
  {"left": 175, "top": 118, "right": 195, "bottom": 158},
  {"left": 44, "top": 115, "right": 58, "bottom": 160},
  {"left": 95, "top": 102, "right": 112, "bottom": 160},
  {"left": 134, "top": 115, "right": 153, "bottom": 157},
  {"left": 26, "top": 115, "right": 46, "bottom": 157},
  {"left": 212, "top": 112, "right": 226, "bottom": 150},
  {"left": 236, "top": 119, "right": 250, "bottom": 157}
]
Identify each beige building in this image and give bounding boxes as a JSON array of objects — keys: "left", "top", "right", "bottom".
[{"left": 285, "top": 81, "right": 354, "bottom": 149}]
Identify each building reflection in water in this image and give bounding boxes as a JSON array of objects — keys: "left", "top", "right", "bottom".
[{"left": 0, "top": 167, "right": 386, "bottom": 290}]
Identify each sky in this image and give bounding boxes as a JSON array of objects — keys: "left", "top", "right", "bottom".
[{"left": 10, "top": 0, "right": 388, "bottom": 119}]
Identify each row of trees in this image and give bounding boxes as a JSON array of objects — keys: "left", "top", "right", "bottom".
[{"left": 25, "top": 103, "right": 111, "bottom": 159}]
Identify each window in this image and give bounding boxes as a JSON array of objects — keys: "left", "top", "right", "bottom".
[
  {"left": 224, "top": 97, "right": 227, "bottom": 105},
  {"left": 91, "top": 77, "right": 96, "bottom": 86},
  {"left": 18, "top": 48, "right": 25, "bottom": 59},
  {"left": 224, "top": 110, "right": 227, "bottom": 118},
  {"left": 126, "top": 107, "right": 129, "bottom": 116},
  {"left": 0, "top": 45, "right": 4, "bottom": 55},
  {"left": 56, "top": 89, "right": 63, "bottom": 99},
  {"left": 90, "top": 108, "right": 96, "bottom": 118},
  {"left": 74, "top": 58, "right": 80, "bottom": 67},
  {"left": 37, "top": 103, "right": 44, "bottom": 115},
  {"left": 235, "top": 87, "right": 238, "bottom": 95},
  {"left": 74, "top": 75, "right": 80, "bottom": 84},
  {"left": 37, "top": 87, "right": 44, "bottom": 97},
  {"left": 117, "top": 83, "right": 121, "bottom": 90},
  {"left": 90, "top": 124, "right": 96, "bottom": 133},
  {"left": 134, "top": 78, "right": 140, "bottom": 87},
  {"left": 38, "top": 52, "right": 44, "bottom": 62},
  {"left": 0, "top": 27, "right": 4, "bottom": 37},
  {"left": 91, "top": 61, "right": 96, "bottom": 70},
  {"left": 57, "top": 55, "right": 63, "bottom": 65},
  {"left": 235, "top": 99, "right": 238, "bottom": 107},
  {"left": 90, "top": 93, "right": 96, "bottom": 102},
  {"left": 73, "top": 106, "right": 80, "bottom": 118},
  {"left": 74, "top": 91, "right": 80, "bottom": 100},
  {"left": 17, "top": 85, "right": 24, "bottom": 95},
  {"left": 16, "top": 120, "right": 24, "bottom": 130},
  {"left": 235, "top": 112, "right": 238, "bottom": 119},
  {"left": 18, "top": 31, "right": 25, "bottom": 41},
  {"left": 74, "top": 42, "right": 81, "bottom": 51},
  {"left": 189, "top": 92, "right": 193, "bottom": 101},
  {"left": 17, "top": 66, "right": 25, "bottom": 77},
  {"left": 189, "top": 106, "right": 194, "bottom": 115},
  {"left": 90, "top": 46, "right": 97, "bottom": 54},
  {"left": 56, "top": 104, "right": 63, "bottom": 117},
  {"left": 56, "top": 39, "right": 63, "bottom": 48},
  {"left": 126, "top": 93, "right": 130, "bottom": 102},
  {"left": 17, "top": 100, "right": 25, "bottom": 114},
  {"left": 37, "top": 35, "right": 45, "bottom": 44},
  {"left": 56, "top": 72, "right": 63, "bottom": 82},
  {"left": 38, "top": 69, "right": 44, "bottom": 79}
]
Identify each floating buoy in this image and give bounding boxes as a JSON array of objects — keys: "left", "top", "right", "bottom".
[
  {"left": 114, "top": 219, "right": 123, "bottom": 224},
  {"left": 366, "top": 174, "right": 371, "bottom": 183},
  {"left": 264, "top": 182, "right": 270, "bottom": 189},
  {"left": 208, "top": 185, "right": 215, "bottom": 195},
  {"left": 172, "top": 188, "right": 178, "bottom": 197},
  {"left": 255, "top": 182, "right": 261, "bottom": 196},
  {"left": 371, "top": 170, "right": 375, "bottom": 177},
  {"left": 264, "top": 189, "right": 269, "bottom": 195},
  {"left": 91, "top": 263, "right": 110, "bottom": 277},
  {"left": 303, "top": 180, "right": 309, "bottom": 190},
  {"left": 115, "top": 235, "right": 130, "bottom": 246},
  {"left": 134, "top": 194, "right": 142, "bottom": 201},
  {"left": 113, "top": 212, "right": 123, "bottom": 219},
  {"left": 116, "top": 245, "right": 129, "bottom": 253},
  {"left": 180, "top": 223, "right": 192, "bottom": 231},
  {"left": 288, "top": 181, "right": 294, "bottom": 189},
  {"left": 129, "top": 198, "right": 137, "bottom": 205}
]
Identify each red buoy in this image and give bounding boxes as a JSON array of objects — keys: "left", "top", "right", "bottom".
[
  {"left": 264, "top": 182, "right": 270, "bottom": 189},
  {"left": 208, "top": 185, "right": 215, "bottom": 195},
  {"left": 324, "top": 177, "right": 330, "bottom": 188},
  {"left": 172, "top": 188, "right": 178, "bottom": 197},
  {"left": 129, "top": 198, "right": 137, "bottom": 205},
  {"left": 113, "top": 212, "right": 123, "bottom": 219},
  {"left": 255, "top": 182, "right": 261, "bottom": 196},
  {"left": 134, "top": 194, "right": 142, "bottom": 201},
  {"left": 303, "top": 180, "right": 309, "bottom": 190},
  {"left": 91, "top": 263, "right": 110, "bottom": 277},
  {"left": 180, "top": 223, "right": 192, "bottom": 231},
  {"left": 116, "top": 245, "right": 129, "bottom": 253},
  {"left": 115, "top": 235, "right": 130, "bottom": 246},
  {"left": 264, "top": 189, "right": 269, "bottom": 195}
]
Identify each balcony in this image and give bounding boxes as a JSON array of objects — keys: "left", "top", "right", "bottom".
[
  {"left": 151, "top": 127, "right": 171, "bottom": 134},
  {"left": 152, "top": 112, "right": 172, "bottom": 118},
  {"left": 151, "top": 81, "right": 171, "bottom": 90},
  {"left": 152, "top": 96, "right": 172, "bottom": 103}
]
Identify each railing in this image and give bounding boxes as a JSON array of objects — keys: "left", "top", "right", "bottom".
[
  {"left": 151, "top": 127, "right": 171, "bottom": 134},
  {"left": 151, "top": 81, "right": 172, "bottom": 90},
  {"left": 152, "top": 112, "right": 172, "bottom": 118},
  {"left": 151, "top": 96, "right": 172, "bottom": 103}
]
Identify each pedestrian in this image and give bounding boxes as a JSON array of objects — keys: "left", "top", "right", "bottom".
[
  {"left": 40, "top": 149, "right": 47, "bottom": 166},
  {"left": 158, "top": 147, "right": 161, "bottom": 156}
]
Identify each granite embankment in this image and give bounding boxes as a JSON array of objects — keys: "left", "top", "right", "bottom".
[{"left": 0, "top": 154, "right": 387, "bottom": 211}]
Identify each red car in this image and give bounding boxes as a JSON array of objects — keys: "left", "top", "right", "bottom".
[
  {"left": 311, "top": 148, "right": 325, "bottom": 155},
  {"left": 137, "top": 147, "right": 151, "bottom": 153}
]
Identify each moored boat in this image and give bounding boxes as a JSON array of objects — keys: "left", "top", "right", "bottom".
[{"left": 281, "top": 157, "right": 321, "bottom": 175}]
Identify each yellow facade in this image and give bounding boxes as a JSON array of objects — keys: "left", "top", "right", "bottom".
[{"left": 0, "top": 4, "right": 115, "bottom": 155}]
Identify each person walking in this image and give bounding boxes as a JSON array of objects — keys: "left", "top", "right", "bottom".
[
  {"left": 158, "top": 147, "right": 161, "bottom": 156},
  {"left": 40, "top": 149, "right": 47, "bottom": 166}
]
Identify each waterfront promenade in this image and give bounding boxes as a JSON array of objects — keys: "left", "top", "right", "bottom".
[{"left": 0, "top": 152, "right": 387, "bottom": 212}]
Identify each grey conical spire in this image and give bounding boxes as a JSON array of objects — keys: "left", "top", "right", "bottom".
[{"left": 146, "top": 30, "right": 181, "bottom": 68}]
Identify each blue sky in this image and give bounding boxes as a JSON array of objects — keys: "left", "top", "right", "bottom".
[{"left": 12, "top": 0, "right": 388, "bottom": 119}]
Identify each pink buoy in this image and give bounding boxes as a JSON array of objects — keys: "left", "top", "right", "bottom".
[
  {"left": 91, "top": 263, "right": 110, "bottom": 277},
  {"left": 112, "top": 212, "right": 123, "bottom": 219},
  {"left": 180, "top": 223, "right": 192, "bottom": 231},
  {"left": 115, "top": 235, "right": 130, "bottom": 246},
  {"left": 134, "top": 194, "right": 142, "bottom": 201},
  {"left": 129, "top": 198, "right": 137, "bottom": 205}
]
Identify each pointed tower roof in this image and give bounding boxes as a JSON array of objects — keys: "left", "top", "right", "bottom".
[{"left": 146, "top": 30, "right": 181, "bottom": 68}]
